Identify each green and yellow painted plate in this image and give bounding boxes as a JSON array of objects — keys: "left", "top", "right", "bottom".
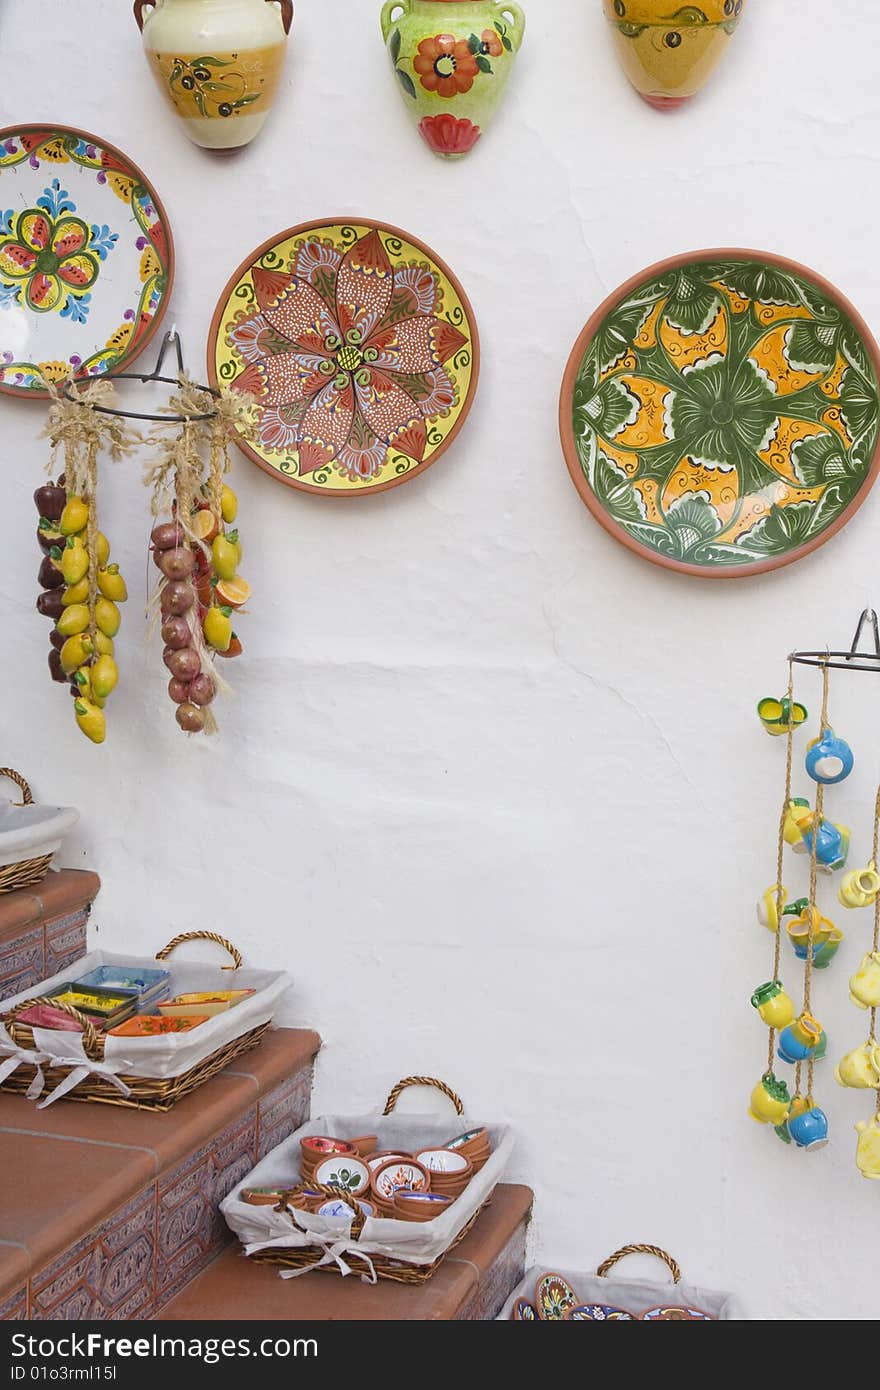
[
  {"left": 559, "top": 250, "right": 880, "bottom": 577},
  {"left": 208, "top": 219, "right": 479, "bottom": 497}
]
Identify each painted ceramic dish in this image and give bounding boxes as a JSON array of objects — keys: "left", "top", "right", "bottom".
[
  {"left": 108, "top": 1013, "right": 208, "bottom": 1036},
  {"left": 367, "top": 1151, "right": 411, "bottom": 1170},
  {"left": 567, "top": 1304, "right": 635, "bottom": 1320},
  {"left": 513, "top": 1298, "right": 537, "bottom": 1321},
  {"left": 559, "top": 250, "right": 880, "bottom": 577},
  {"left": 370, "top": 1159, "right": 430, "bottom": 1201},
  {"left": 0, "top": 125, "right": 173, "bottom": 396},
  {"left": 75, "top": 965, "right": 170, "bottom": 995},
  {"left": 313, "top": 1156, "right": 371, "bottom": 1195},
  {"left": 535, "top": 1272, "right": 578, "bottom": 1320},
  {"left": 415, "top": 1147, "right": 470, "bottom": 1173},
  {"left": 301, "top": 1136, "right": 357, "bottom": 1157},
  {"left": 208, "top": 219, "right": 479, "bottom": 496}
]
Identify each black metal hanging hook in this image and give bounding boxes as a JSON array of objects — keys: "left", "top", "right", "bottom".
[
  {"left": 790, "top": 607, "right": 880, "bottom": 674},
  {"left": 61, "top": 328, "right": 220, "bottom": 424}
]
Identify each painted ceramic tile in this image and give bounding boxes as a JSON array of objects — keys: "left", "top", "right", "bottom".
[
  {"left": 0, "top": 125, "right": 173, "bottom": 394},
  {"left": 30, "top": 1188, "right": 156, "bottom": 1321},
  {"left": 0, "top": 1286, "right": 27, "bottom": 1319},
  {"left": 156, "top": 1108, "right": 256, "bottom": 1300},
  {"left": 458, "top": 1225, "right": 527, "bottom": 1321},
  {"left": 44, "top": 908, "right": 89, "bottom": 977},
  {"left": 561, "top": 252, "right": 880, "bottom": 576},
  {"left": 0, "top": 924, "right": 44, "bottom": 1002},
  {"left": 257, "top": 1066, "right": 313, "bottom": 1160},
  {"left": 209, "top": 219, "right": 478, "bottom": 496}
]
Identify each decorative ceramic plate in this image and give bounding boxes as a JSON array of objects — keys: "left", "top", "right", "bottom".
[
  {"left": 208, "top": 219, "right": 479, "bottom": 496},
  {"left": 535, "top": 1273, "right": 578, "bottom": 1320},
  {"left": 513, "top": 1298, "right": 537, "bottom": 1321},
  {"left": 0, "top": 125, "right": 173, "bottom": 395},
  {"left": 559, "top": 250, "right": 880, "bottom": 577},
  {"left": 313, "top": 1156, "right": 370, "bottom": 1195},
  {"left": 566, "top": 1304, "right": 635, "bottom": 1321}
]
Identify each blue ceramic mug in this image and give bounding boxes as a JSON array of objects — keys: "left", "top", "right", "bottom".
[
  {"left": 806, "top": 728, "right": 854, "bottom": 786},
  {"left": 787, "top": 1105, "right": 829, "bottom": 1150}
]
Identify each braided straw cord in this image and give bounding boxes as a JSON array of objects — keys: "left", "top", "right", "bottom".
[
  {"left": 767, "top": 660, "right": 797, "bottom": 1074},
  {"left": 0, "top": 769, "right": 33, "bottom": 805},
  {"left": 596, "top": 1244, "right": 682, "bottom": 1284},
  {"left": 155, "top": 931, "right": 242, "bottom": 970},
  {"left": 383, "top": 1076, "right": 464, "bottom": 1116},
  {"left": 274, "top": 1181, "right": 369, "bottom": 1238},
  {"left": 871, "top": 785, "right": 880, "bottom": 1120},
  {"left": 4, "top": 994, "right": 100, "bottom": 1058},
  {"left": 802, "top": 660, "right": 830, "bottom": 1102}
]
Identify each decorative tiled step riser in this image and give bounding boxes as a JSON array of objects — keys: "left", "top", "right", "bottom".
[
  {"left": 0, "top": 870, "right": 100, "bottom": 1003},
  {"left": 456, "top": 1224, "right": 527, "bottom": 1320},
  {"left": 2, "top": 1065, "right": 313, "bottom": 1320}
]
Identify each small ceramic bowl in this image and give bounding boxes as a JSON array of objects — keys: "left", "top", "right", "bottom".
[
  {"left": 393, "top": 1189, "right": 453, "bottom": 1221},
  {"left": 301, "top": 1135, "right": 357, "bottom": 1159},
  {"left": 241, "top": 1187, "right": 290, "bottom": 1206},
  {"left": 445, "top": 1127, "right": 490, "bottom": 1165},
  {"left": 316, "top": 1196, "right": 359, "bottom": 1220},
  {"left": 370, "top": 1158, "right": 431, "bottom": 1203},
  {"left": 313, "top": 1155, "right": 371, "bottom": 1196},
  {"left": 415, "top": 1147, "right": 472, "bottom": 1176},
  {"left": 349, "top": 1134, "right": 379, "bottom": 1157},
  {"left": 366, "top": 1150, "right": 412, "bottom": 1171}
]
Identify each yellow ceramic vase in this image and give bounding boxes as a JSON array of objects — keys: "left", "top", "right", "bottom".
[
  {"left": 602, "top": 0, "right": 746, "bottom": 110},
  {"left": 135, "top": 0, "right": 293, "bottom": 149}
]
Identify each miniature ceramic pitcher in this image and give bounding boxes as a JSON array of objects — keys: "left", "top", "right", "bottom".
[
  {"left": 849, "top": 952, "right": 880, "bottom": 1010},
  {"left": 380, "top": 0, "right": 525, "bottom": 157},
  {"left": 835, "top": 1043, "right": 880, "bottom": 1090},
  {"left": 855, "top": 1115, "right": 880, "bottom": 1180},
  {"left": 134, "top": 0, "right": 292, "bottom": 149},
  {"left": 602, "top": 0, "right": 746, "bottom": 110}
]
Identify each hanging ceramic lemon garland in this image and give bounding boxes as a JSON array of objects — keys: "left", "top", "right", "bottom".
[{"left": 39, "top": 380, "right": 134, "bottom": 744}]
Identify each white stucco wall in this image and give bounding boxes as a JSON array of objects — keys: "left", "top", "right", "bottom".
[{"left": 4, "top": 0, "right": 880, "bottom": 1319}]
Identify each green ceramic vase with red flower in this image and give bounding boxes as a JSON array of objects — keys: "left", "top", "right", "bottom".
[{"left": 381, "top": 0, "right": 525, "bottom": 158}]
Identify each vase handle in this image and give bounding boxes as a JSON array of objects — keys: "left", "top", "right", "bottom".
[
  {"left": 268, "top": 0, "right": 294, "bottom": 35},
  {"left": 381, "top": 0, "right": 410, "bottom": 44},
  {"left": 493, "top": 0, "right": 525, "bottom": 49},
  {"left": 133, "top": 0, "right": 156, "bottom": 31}
]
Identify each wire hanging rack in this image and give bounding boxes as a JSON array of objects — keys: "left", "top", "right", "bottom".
[
  {"left": 790, "top": 607, "right": 880, "bottom": 675},
  {"left": 61, "top": 329, "right": 220, "bottom": 424}
]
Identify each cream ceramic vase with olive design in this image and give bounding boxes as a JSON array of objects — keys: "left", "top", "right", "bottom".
[
  {"left": 603, "top": 0, "right": 746, "bottom": 109},
  {"left": 134, "top": 0, "right": 292, "bottom": 149},
  {"left": 381, "top": 0, "right": 525, "bottom": 158}
]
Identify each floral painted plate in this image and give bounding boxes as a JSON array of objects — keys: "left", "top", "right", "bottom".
[
  {"left": 559, "top": 250, "right": 880, "bottom": 577},
  {"left": 0, "top": 125, "right": 173, "bottom": 395},
  {"left": 208, "top": 219, "right": 479, "bottom": 496},
  {"left": 512, "top": 1298, "right": 537, "bottom": 1321},
  {"left": 535, "top": 1272, "right": 578, "bottom": 1320}
]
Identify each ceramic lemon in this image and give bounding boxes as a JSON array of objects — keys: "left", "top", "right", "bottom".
[{"left": 602, "top": 0, "right": 747, "bottom": 109}]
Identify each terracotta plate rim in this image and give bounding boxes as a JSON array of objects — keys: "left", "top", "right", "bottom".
[
  {"left": 0, "top": 122, "right": 175, "bottom": 400},
  {"left": 558, "top": 246, "right": 880, "bottom": 579},
  {"left": 207, "top": 216, "right": 481, "bottom": 499}
]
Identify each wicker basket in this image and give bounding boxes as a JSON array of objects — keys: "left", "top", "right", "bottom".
[
  {"left": 245, "top": 1075, "right": 492, "bottom": 1285},
  {"left": 0, "top": 930, "right": 269, "bottom": 1111},
  {"left": 0, "top": 769, "right": 54, "bottom": 894}
]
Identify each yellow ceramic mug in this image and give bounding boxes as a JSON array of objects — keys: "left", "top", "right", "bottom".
[
  {"left": 835, "top": 1044, "right": 880, "bottom": 1090},
  {"left": 839, "top": 863, "right": 880, "bottom": 910},
  {"left": 849, "top": 952, "right": 880, "bottom": 1010}
]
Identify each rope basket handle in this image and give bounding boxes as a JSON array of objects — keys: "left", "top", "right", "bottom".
[
  {"left": 382, "top": 1075, "right": 464, "bottom": 1116},
  {"left": 596, "top": 1244, "right": 682, "bottom": 1284},
  {"left": 4, "top": 994, "right": 101, "bottom": 1059},
  {"left": 155, "top": 931, "right": 242, "bottom": 971},
  {"left": 0, "top": 768, "right": 33, "bottom": 806},
  {"left": 276, "top": 1181, "right": 368, "bottom": 1238}
]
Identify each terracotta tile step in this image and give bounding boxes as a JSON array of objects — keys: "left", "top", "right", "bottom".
[
  {"left": 0, "top": 869, "right": 101, "bottom": 1003},
  {"left": 0, "top": 1027, "right": 321, "bottom": 1319},
  {"left": 157, "top": 1184, "right": 533, "bottom": 1321}
]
